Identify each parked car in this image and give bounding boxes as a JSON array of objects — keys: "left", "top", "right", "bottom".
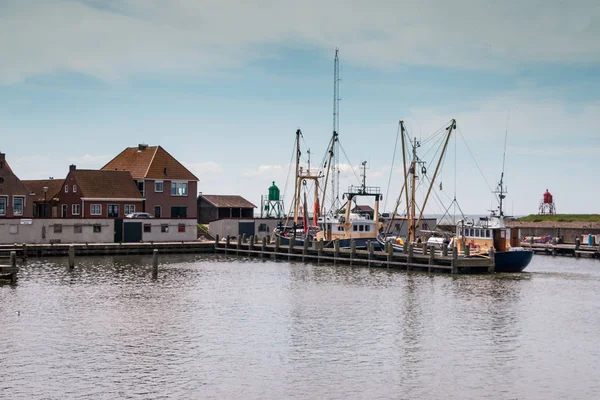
[{"left": 125, "top": 212, "right": 154, "bottom": 219}]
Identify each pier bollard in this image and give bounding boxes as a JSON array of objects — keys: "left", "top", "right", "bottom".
[
  {"left": 488, "top": 246, "right": 495, "bottom": 273},
  {"left": 261, "top": 237, "right": 266, "bottom": 259},
  {"left": 407, "top": 243, "right": 414, "bottom": 270},
  {"left": 152, "top": 249, "right": 159, "bottom": 279},
  {"left": 225, "top": 235, "right": 231, "bottom": 254},
  {"left": 429, "top": 245, "right": 435, "bottom": 265},
  {"left": 334, "top": 239, "right": 340, "bottom": 265},
  {"left": 575, "top": 237, "right": 581, "bottom": 250},
  {"left": 241, "top": 233, "right": 246, "bottom": 244},
  {"left": 368, "top": 241, "right": 374, "bottom": 267},
  {"left": 237, "top": 235, "right": 242, "bottom": 256},
  {"left": 451, "top": 246, "right": 458, "bottom": 274},
  {"left": 350, "top": 239, "right": 356, "bottom": 266},
  {"left": 68, "top": 245, "right": 75, "bottom": 269},
  {"left": 464, "top": 245, "right": 470, "bottom": 257},
  {"left": 22, "top": 243, "right": 27, "bottom": 261},
  {"left": 214, "top": 234, "right": 220, "bottom": 251},
  {"left": 387, "top": 242, "right": 393, "bottom": 268},
  {"left": 274, "top": 236, "right": 281, "bottom": 259},
  {"left": 442, "top": 244, "right": 448, "bottom": 257},
  {"left": 249, "top": 235, "right": 254, "bottom": 252}
]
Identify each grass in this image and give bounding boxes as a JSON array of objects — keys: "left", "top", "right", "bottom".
[{"left": 516, "top": 214, "right": 600, "bottom": 223}]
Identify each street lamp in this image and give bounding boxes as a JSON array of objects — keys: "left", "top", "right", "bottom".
[{"left": 43, "top": 186, "right": 48, "bottom": 218}]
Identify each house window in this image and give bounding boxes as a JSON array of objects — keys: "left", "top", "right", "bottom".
[
  {"left": 137, "top": 181, "right": 144, "bottom": 196},
  {"left": 171, "top": 206, "right": 187, "bottom": 218},
  {"left": 161, "top": 224, "right": 169, "bottom": 233},
  {"left": 64, "top": 185, "right": 69, "bottom": 193},
  {"left": 171, "top": 182, "right": 188, "bottom": 196},
  {"left": 13, "top": 196, "right": 24, "bottom": 216},
  {"left": 61, "top": 204, "right": 67, "bottom": 218},
  {"left": 54, "top": 224, "right": 62, "bottom": 233},
  {"left": 125, "top": 205, "right": 136, "bottom": 215},
  {"left": 107, "top": 204, "right": 119, "bottom": 218},
  {"left": 154, "top": 206, "right": 162, "bottom": 218},
  {"left": 73, "top": 185, "right": 77, "bottom": 193},
  {"left": 144, "top": 224, "right": 152, "bottom": 233},
  {"left": 155, "top": 181, "right": 163, "bottom": 192},
  {"left": 90, "top": 204, "right": 102, "bottom": 216},
  {"left": 0, "top": 197, "right": 6, "bottom": 216},
  {"left": 258, "top": 223, "right": 268, "bottom": 232},
  {"left": 74, "top": 225, "right": 82, "bottom": 234},
  {"left": 93, "top": 225, "right": 102, "bottom": 233},
  {"left": 178, "top": 223, "right": 186, "bottom": 232},
  {"left": 72, "top": 204, "right": 80, "bottom": 216}
]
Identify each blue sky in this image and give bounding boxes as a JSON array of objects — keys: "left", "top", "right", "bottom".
[{"left": 1, "top": 0, "right": 599, "bottom": 215}]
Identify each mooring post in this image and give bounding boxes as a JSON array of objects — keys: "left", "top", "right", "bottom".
[
  {"left": 488, "top": 246, "right": 495, "bottom": 273},
  {"left": 249, "top": 235, "right": 254, "bottom": 252},
  {"left": 241, "top": 233, "right": 246, "bottom": 244},
  {"left": 237, "top": 235, "right": 242, "bottom": 256},
  {"left": 214, "top": 234, "right": 220, "bottom": 251},
  {"left": 368, "top": 241, "right": 374, "bottom": 267},
  {"left": 22, "top": 243, "right": 27, "bottom": 261},
  {"left": 303, "top": 238, "right": 309, "bottom": 262},
  {"left": 10, "top": 251, "right": 17, "bottom": 284},
  {"left": 423, "top": 243, "right": 428, "bottom": 256},
  {"left": 387, "top": 242, "right": 393, "bottom": 268},
  {"left": 464, "top": 244, "right": 470, "bottom": 257},
  {"left": 267, "top": 235, "right": 271, "bottom": 245},
  {"left": 68, "top": 245, "right": 75, "bottom": 269},
  {"left": 334, "top": 239, "right": 340, "bottom": 265},
  {"left": 442, "top": 244, "right": 448, "bottom": 257},
  {"left": 225, "top": 235, "right": 230, "bottom": 254},
  {"left": 407, "top": 243, "right": 414, "bottom": 270},
  {"left": 261, "top": 237, "right": 266, "bottom": 259},
  {"left": 274, "top": 235, "right": 281, "bottom": 259},
  {"left": 451, "top": 246, "right": 458, "bottom": 274},
  {"left": 288, "top": 236, "right": 295, "bottom": 261},
  {"left": 152, "top": 249, "right": 158, "bottom": 279},
  {"left": 575, "top": 237, "right": 581, "bottom": 251},
  {"left": 429, "top": 245, "right": 435, "bottom": 267},
  {"left": 350, "top": 239, "right": 356, "bottom": 266},
  {"left": 318, "top": 239, "right": 323, "bottom": 264},
  {"left": 403, "top": 240, "right": 408, "bottom": 254}
]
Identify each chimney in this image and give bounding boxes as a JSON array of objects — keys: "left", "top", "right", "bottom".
[
  {"left": 0, "top": 152, "right": 4, "bottom": 168},
  {"left": 69, "top": 164, "right": 76, "bottom": 172},
  {"left": 138, "top": 143, "right": 148, "bottom": 151}
]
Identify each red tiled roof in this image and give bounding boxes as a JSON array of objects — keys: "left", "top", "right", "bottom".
[
  {"left": 102, "top": 145, "right": 198, "bottom": 181},
  {"left": 200, "top": 195, "right": 256, "bottom": 209},
  {"left": 22, "top": 179, "right": 65, "bottom": 202},
  {"left": 73, "top": 170, "right": 143, "bottom": 199}
]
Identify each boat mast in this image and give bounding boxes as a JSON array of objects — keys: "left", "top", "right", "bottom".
[
  {"left": 495, "top": 115, "right": 509, "bottom": 217},
  {"left": 321, "top": 133, "right": 336, "bottom": 215},
  {"left": 408, "top": 136, "right": 419, "bottom": 242},
  {"left": 331, "top": 49, "right": 341, "bottom": 211},
  {"left": 293, "top": 129, "right": 301, "bottom": 225}
]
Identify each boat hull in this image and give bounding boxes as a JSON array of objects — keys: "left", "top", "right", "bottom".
[{"left": 493, "top": 250, "right": 534, "bottom": 273}]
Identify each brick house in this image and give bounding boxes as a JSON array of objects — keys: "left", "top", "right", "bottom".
[
  {"left": 57, "top": 165, "right": 143, "bottom": 218},
  {"left": 0, "top": 152, "right": 34, "bottom": 219},
  {"left": 102, "top": 144, "right": 198, "bottom": 219},
  {"left": 22, "top": 178, "right": 64, "bottom": 218}
]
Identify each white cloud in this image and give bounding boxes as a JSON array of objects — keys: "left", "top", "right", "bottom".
[{"left": 2, "top": 0, "right": 599, "bottom": 83}]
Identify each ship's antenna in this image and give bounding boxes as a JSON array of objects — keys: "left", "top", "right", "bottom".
[{"left": 331, "top": 48, "right": 341, "bottom": 210}]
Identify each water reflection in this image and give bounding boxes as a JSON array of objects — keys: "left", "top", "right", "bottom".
[{"left": 1, "top": 254, "right": 599, "bottom": 399}]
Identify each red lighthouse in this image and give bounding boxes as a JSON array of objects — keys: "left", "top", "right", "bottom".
[{"left": 539, "top": 189, "right": 556, "bottom": 215}]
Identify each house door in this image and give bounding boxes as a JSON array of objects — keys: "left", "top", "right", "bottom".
[
  {"left": 239, "top": 220, "right": 255, "bottom": 237},
  {"left": 123, "top": 222, "right": 143, "bottom": 243},
  {"left": 114, "top": 219, "right": 123, "bottom": 243}
]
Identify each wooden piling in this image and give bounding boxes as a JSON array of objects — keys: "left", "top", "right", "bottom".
[
  {"left": 368, "top": 241, "right": 374, "bottom": 267},
  {"left": 274, "top": 236, "right": 281, "bottom": 259},
  {"left": 303, "top": 238, "right": 309, "bottom": 262},
  {"left": 407, "top": 243, "right": 414, "bottom": 270},
  {"left": 350, "top": 239, "right": 356, "bottom": 266},
  {"left": 464, "top": 245, "right": 470, "bottom": 257},
  {"left": 488, "top": 246, "right": 495, "bottom": 273},
  {"left": 237, "top": 235, "right": 242, "bottom": 256},
  {"left": 451, "top": 246, "right": 458, "bottom": 274},
  {"left": 225, "top": 235, "right": 230, "bottom": 254},
  {"left": 288, "top": 236, "right": 295, "bottom": 261},
  {"left": 214, "top": 234, "right": 220, "bottom": 250},
  {"left": 68, "top": 245, "right": 75, "bottom": 269},
  {"left": 428, "top": 245, "right": 435, "bottom": 272},
  {"left": 334, "top": 239, "right": 340, "bottom": 265},
  {"left": 10, "top": 251, "right": 17, "bottom": 284},
  {"left": 249, "top": 235, "right": 254, "bottom": 251},
  {"left": 442, "top": 244, "right": 448, "bottom": 257},
  {"left": 261, "top": 237, "right": 266, "bottom": 259},
  {"left": 22, "top": 243, "right": 27, "bottom": 261},
  {"left": 575, "top": 237, "right": 581, "bottom": 250},
  {"left": 152, "top": 249, "right": 158, "bottom": 279},
  {"left": 423, "top": 243, "right": 428, "bottom": 256},
  {"left": 387, "top": 242, "right": 393, "bottom": 268},
  {"left": 241, "top": 233, "right": 246, "bottom": 244},
  {"left": 318, "top": 239, "right": 323, "bottom": 264}
]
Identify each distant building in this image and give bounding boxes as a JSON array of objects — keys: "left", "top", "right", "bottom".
[
  {"left": 352, "top": 205, "right": 375, "bottom": 219},
  {"left": 102, "top": 144, "right": 198, "bottom": 219},
  {"left": 22, "top": 178, "right": 64, "bottom": 218},
  {"left": 56, "top": 165, "right": 143, "bottom": 218},
  {"left": 0, "top": 152, "right": 34, "bottom": 219},
  {"left": 197, "top": 195, "right": 256, "bottom": 224}
]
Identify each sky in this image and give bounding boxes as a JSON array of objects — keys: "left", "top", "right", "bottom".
[{"left": 1, "top": 0, "right": 599, "bottom": 216}]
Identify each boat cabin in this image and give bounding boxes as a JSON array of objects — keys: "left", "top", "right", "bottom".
[{"left": 455, "top": 220, "right": 521, "bottom": 253}]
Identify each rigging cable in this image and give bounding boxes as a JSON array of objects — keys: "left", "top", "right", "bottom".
[
  {"left": 384, "top": 123, "right": 401, "bottom": 211},
  {"left": 456, "top": 127, "right": 497, "bottom": 203}
]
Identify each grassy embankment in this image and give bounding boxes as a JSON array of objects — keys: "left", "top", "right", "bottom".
[{"left": 516, "top": 214, "right": 600, "bottom": 223}]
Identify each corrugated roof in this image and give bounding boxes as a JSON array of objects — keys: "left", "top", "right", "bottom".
[
  {"left": 22, "top": 179, "right": 65, "bottom": 201},
  {"left": 200, "top": 195, "right": 256, "bottom": 209},
  {"left": 72, "top": 170, "right": 143, "bottom": 199},
  {"left": 353, "top": 205, "right": 374, "bottom": 212},
  {"left": 102, "top": 145, "right": 198, "bottom": 181}
]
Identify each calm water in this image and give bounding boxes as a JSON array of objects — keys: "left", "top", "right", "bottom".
[{"left": 1, "top": 254, "right": 599, "bottom": 399}]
